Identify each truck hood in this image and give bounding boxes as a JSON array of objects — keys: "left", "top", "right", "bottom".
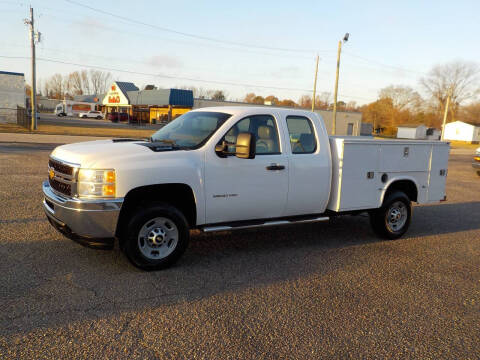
[{"left": 50, "top": 139, "right": 178, "bottom": 168}]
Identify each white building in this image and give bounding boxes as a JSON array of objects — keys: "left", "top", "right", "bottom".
[
  {"left": 397, "top": 125, "right": 427, "bottom": 139},
  {"left": 444, "top": 121, "right": 480, "bottom": 143},
  {"left": 0, "top": 71, "right": 25, "bottom": 124}
]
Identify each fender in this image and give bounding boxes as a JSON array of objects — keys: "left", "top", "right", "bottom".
[{"left": 379, "top": 175, "right": 420, "bottom": 206}]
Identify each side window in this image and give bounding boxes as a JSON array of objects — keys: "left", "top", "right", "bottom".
[
  {"left": 286, "top": 116, "right": 317, "bottom": 154},
  {"left": 219, "top": 114, "right": 281, "bottom": 155}
]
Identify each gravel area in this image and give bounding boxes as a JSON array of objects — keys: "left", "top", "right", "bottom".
[{"left": 0, "top": 142, "right": 478, "bottom": 359}]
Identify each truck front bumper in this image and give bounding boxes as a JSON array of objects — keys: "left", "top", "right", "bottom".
[{"left": 42, "top": 180, "right": 123, "bottom": 249}]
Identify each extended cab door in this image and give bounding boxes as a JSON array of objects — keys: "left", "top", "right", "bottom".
[
  {"left": 204, "top": 113, "right": 289, "bottom": 224},
  {"left": 282, "top": 114, "right": 331, "bottom": 216}
]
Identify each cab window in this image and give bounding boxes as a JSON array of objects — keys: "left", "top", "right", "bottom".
[
  {"left": 286, "top": 116, "right": 317, "bottom": 154},
  {"left": 220, "top": 114, "right": 280, "bottom": 155}
]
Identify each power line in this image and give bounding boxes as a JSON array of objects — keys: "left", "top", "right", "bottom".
[
  {"left": 38, "top": 12, "right": 317, "bottom": 60},
  {"left": 0, "top": 54, "right": 374, "bottom": 101},
  {"left": 343, "top": 51, "right": 428, "bottom": 75},
  {"left": 63, "top": 0, "right": 318, "bottom": 54},
  {"left": 7, "top": 1, "right": 430, "bottom": 78}
]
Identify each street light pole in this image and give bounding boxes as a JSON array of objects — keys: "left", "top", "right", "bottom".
[
  {"left": 332, "top": 33, "right": 349, "bottom": 135},
  {"left": 311, "top": 55, "right": 319, "bottom": 112}
]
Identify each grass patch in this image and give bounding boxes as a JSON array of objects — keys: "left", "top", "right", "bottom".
[{"left": 448, "top": 140, "right": 479, "bottom": 149}]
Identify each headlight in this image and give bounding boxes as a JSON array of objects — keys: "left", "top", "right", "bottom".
[{"left": 77, "top": 169, "right": 116, "bottom": 198}]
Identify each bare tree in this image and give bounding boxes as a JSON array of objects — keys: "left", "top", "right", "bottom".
[
  {"left": 379, "top": 85, "right": 422, "bottom": 111},
  {"left": 346, "top": 101, "right": 357, "bottom": 111},
  {"left": 43, "top": 82, "right": 49, "bottom": 98},
  {"left": 316, "top": 92, "right": 331, "bottom": 109},
  {"left": 48, "top": 73, "right": 67, "bottom": 99},
  {"left": 67, "top": 71, "right": 83, "bottom": 96},
  {"left": 298, "top": 94, "right": 312, "bottom": 109},
  {"left": 211, "top": 90, "right": 227, "bottom": 101},
  {"left": 420, "top": 61, "right": 480, "bottom": 119},
  {"left": 80, "top": 70, "right": 91, "bottom": 95},
  {"left": 460, "top": 102, "right": 480, "bottom": 126},
  {"left": 89, "top": 69, "right": 111, "bottom": 94}
]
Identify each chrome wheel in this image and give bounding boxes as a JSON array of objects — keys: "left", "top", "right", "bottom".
[
  {"left": 386, "top": 201, "right": 407, "bottom": 232},
  {"left": 138, "top": 217, "right": 179, "bottom": 260}
]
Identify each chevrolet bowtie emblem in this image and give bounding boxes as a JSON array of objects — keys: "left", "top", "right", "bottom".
[{"left": 49, "top": 169, "right": 55, "bottom": 180}]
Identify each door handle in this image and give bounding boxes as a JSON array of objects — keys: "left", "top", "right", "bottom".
[{"left": 266, "top": 164, "right": 285, "bottom": 171}]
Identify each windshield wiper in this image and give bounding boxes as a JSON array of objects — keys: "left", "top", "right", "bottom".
[
  {"left": 153, "top": 139, "right": 188, "bottom": 150},
  {"left": 156, "top": 139, "right": 176, "bottom": 145}
]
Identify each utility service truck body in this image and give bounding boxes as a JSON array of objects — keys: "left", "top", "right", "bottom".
[{"left": 43, "top": 107, "right": 449, "bottom": 270}]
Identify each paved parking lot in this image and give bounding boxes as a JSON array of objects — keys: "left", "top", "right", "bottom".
[
  {"left": 0, "top": 141, "right": 478, "bottom": 359},
  {"left": 39, "top": 113, "right": 162, "bottom": 130}
]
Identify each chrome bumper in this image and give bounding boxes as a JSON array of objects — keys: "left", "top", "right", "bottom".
[
  {"left": 472, "top": 161, "right": 480, "bottom": 169},
  {"left": 42, "top": 180, "right": 123, "bottom": 247}
]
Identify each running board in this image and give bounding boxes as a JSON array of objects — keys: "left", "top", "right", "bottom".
[{"left": 201, "top": 216, "right": 329, "bottom": 233}]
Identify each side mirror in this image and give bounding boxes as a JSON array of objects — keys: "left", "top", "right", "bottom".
[
  {"left": 215, "top": 141, "right": 228, "bottom": 158},
  {"left": 235, "top": 132, "right": 256, "bottom": 159}
]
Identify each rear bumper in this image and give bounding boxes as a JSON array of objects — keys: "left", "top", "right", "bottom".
[{"left": 42, "top": 180, "right": 123, "bottom": 249}]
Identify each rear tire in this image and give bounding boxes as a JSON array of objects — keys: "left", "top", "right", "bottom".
[
  {"left": 123, "top": 203, "right": 190, "bottom": 271},
  {"left": 369, "top": 191, "right": 412, "bottom": 240}
]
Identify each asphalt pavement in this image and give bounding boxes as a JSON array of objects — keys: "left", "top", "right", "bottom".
[{"left": 0, "top": 142, "right": 478, "bottom": 359}]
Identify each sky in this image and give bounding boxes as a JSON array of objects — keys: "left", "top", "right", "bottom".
[{"left": 0, "top": 0, "right": 479, "bottom": 105}]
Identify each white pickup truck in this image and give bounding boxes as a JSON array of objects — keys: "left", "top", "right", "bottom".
[{"left": 43, "top": 107, "right": 449, "bottom": 270}]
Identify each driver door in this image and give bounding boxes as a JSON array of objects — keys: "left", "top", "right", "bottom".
[{"left": 204, "top": 114, "right": 289, "bottom": 224}]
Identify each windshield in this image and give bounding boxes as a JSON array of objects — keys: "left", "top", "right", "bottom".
[{"left": 150, "top": 111, "right": 231, "bottom": 148}]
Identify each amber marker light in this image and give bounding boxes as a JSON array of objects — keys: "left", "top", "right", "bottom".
[
  {"left": 105, "top": 170, "right": 116, "bottom": 183},
  {"left": 102, "top": 184, "right": 116, "bottom": 197}
]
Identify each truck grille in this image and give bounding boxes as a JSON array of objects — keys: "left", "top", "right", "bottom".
[
  {"left": 49, "top": 158, "right": 74, "bottom": 176},
  {"left": 49, "top": 178, "right": 72, "bottom": 195},
  {"left": 48, "top": 157, "right": 77, "bottom": 196}
]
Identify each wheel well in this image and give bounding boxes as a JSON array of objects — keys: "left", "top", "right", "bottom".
[
  {"left": 384, "top": 180, "right": 418, "bottom": 202},
  {"left": 116, "top": 183, "right": 197, "bottom": 238}
]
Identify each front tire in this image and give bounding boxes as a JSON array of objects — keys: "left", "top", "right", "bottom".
[
  {"left": 369, "top": 191, "right": 412, "bottom": 240},
  {"left": 123, "top": 203, "right": 190, "bottom": 270}
]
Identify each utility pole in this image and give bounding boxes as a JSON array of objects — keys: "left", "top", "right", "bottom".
[
  {"left": 440, "top": 88, "right": 452, "bottom": 141},
  {"left": 332, "top": 33, "right": 349, "bottom": 135},
  {"left": 311, "top": 55, "right": 319, "bottom": 112},
  {"left": 25, "top": 6, "right": 37, "bottom": 131}
]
